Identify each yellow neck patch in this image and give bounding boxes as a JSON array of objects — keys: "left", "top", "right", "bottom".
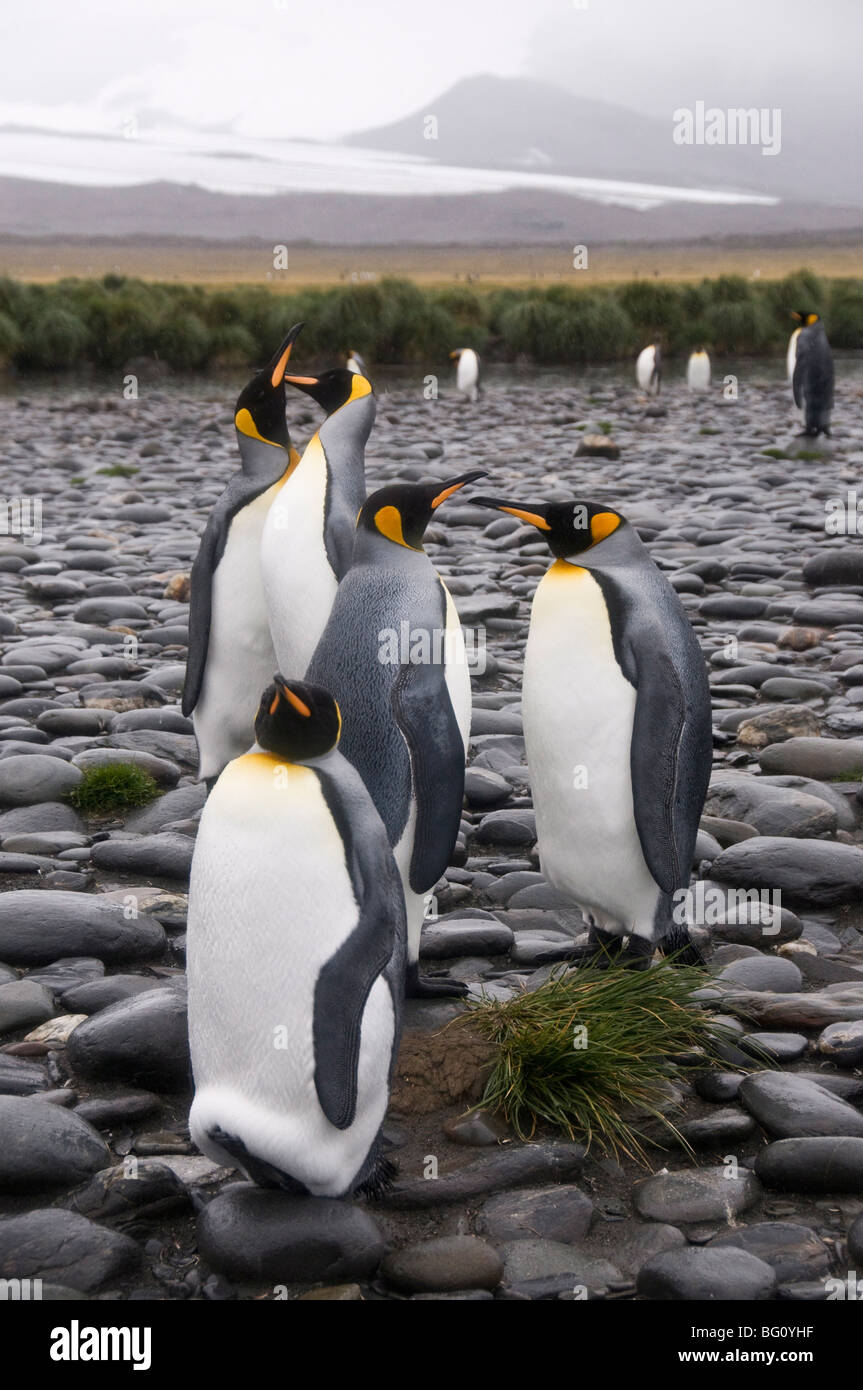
[
  {"left": 374, "top": 505, "right": 415, "bottom": 548},
  {"left": 235, "top": 408, "right": 283, "bottom": 448},
  {"left": 347, "top": 374, "right": 372, "bottom": 404},
  {"left": 590, "top": 512, "right": 620, "bottom": 544},
  {"left": 547, "top": 558, "right": 586, "bottom": 579}
]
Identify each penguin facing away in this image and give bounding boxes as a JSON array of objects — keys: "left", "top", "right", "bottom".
[
  {"left": 183, "top": 323, "right": 304, "bottom": 784},
  {"left": 686, "top": 348, "right": 711, "bottom": 391},
  {"left": 306, "top": 472, "right": 485, "bottom": 998},
  {"left": 472, "top": 494, "right": 712, "bottom": 967},
  {"left": 636, "top": 342, "right": 661, "bottom": 395},
  {"left": 187, "top": 677, "right": 406, "bottom": 1199},
  {"left": 450, "top": 347, "right": 480, "bottom": 402},
  {"left": 261, "top": 366, "right": 375, "bottom": 680},
  {"left": 791, "top": 310, "right": 834, "bottom": 437},
  {"left": 346, "top": 349, "right": 368, "bottom": 377}
]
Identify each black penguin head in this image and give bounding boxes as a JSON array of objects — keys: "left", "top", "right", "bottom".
[
  {"left": 254, "top": 677, "right": 341, "bottom": 761},
  {"left": 234, "top": 323, "right": 304, "bottom": 448},
  {"left": 791, "top": 309, "right": 820, "bottom": 326},
  {"left": 358, "top": 471, "right": 486, "bottom": 550},
  {"left": 471, "top": 496, "right": 626, "bottom": 559},
  {"left": 283, "top": 367, "right": 371, "bottom": 415}
]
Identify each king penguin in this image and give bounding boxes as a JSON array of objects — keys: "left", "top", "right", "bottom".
[
  {"left": 472, "top": 494, "right": 712, "bottom": 967},
  {"left": 636, "top": 341, "right": 661, "bottom": 395},
  {"left": 791, "top": 310, "right": 834, "bottom": 437},
  {"left": 187, "top": 676, "right": 406, "bottom": 1199},
  {"left": 183, "top": 324, "right": 304, "bottom": 784},
  {"left": 450, "top": 347, "right": 480, "bottom": 402},
  {"left": 306, "top": 473, "right": 485, "bottom": 997},
  {"left": 686, "top": 347, "right": 711, "bottom": 391},
  {"left": 261, "top": 365, "right": 375, "bottom": 678},
  {"left": 346, "top": 349, "right": 368, "bottom": 377}
]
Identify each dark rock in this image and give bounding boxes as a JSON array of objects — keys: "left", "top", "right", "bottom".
[
  {"left": 0, "top": 1096, "right": 109, "bottom": 1191},
  {"left": 0, "top": 892, "right": 165, "bottom": 966},
  {"left": 0, "top": 1209, "right": 140, "bottom": 1291},
  {"left": 67, "top": 981, "right": 190, "bottom": 1091},
  {"left": 637, "top": 1246, "right": 776, "bottom": 1300},
  {"left": 381, "top": 1236, "right": 502, "bottom": 1293}
]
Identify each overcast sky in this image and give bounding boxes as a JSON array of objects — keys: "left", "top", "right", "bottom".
[{"left": 0, "top": 0, "right": 858, "bottom": 139}]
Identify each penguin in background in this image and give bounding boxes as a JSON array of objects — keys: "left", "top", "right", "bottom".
[
  {"left": 183, "top": 324, "right": 304, "bottom": 785},
  {"left": 686, "top": 347, "right": 711, "bottom": 391},
  {"left": 187, "top": 677, "right": 405, "bottom": 1199},
  {"left": 471, "top": 494, "right": 712, "bottom": 968},
  {"left": 786, "top": 325, "right": 801, "bottom": 382},
  {"left": 306, "top": 472, "right": 485, "bottom": 998},
  {"left": 791, "top": 310, "right": 835, "bottom": 437},
  {"left": 261, "top": 365, "right": 375, "bottom": 679},
  {"left": 346, "top": 349, "right": 368, "bottom": 377},
  {"left": 450, "top": 347, "right": 480, "bottom": 402},
  {"left": 636, "top": 340, "right": 661, "bottom": 395}
]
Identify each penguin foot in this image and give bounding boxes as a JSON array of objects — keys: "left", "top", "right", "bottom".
[
  {"left": 659, "top": 926, "right": 705, "bottom": 968},
  {"left": 405, "top": 964, "right": 468, "bottom": 999}
]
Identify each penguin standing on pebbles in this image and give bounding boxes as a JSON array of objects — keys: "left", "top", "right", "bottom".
[
  {"left": 686, "top": 347, "right": 711, "bottom": 391},
  {"left": 261, "top": 365, "right": 375, "bottom": 678},
  {"left": 184, "top": 324, "right": 304, "bottom": 784},
  {"left": 791, "top": 310, "right": 834, "bottom": 437},
  {"left": 450, "top": 347, "right": 480, "bottom": 402},
  {"left": 636, "top": 341, "right": 661, "bottom": 395},
  {"left": 472, "top": 494, "right": 712, "bottom": 968},
  {"left": 187, "top": 677, "right": 405, "bottom": 1199},
  {"left": 307, "top": 473, "right": 485, "bottom": 997}
]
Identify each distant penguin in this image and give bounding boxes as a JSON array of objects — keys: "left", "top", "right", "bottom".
[
  {"left": 472, "top": 494, "right": 712, "bottom": 968},
  {"left": 187, "top": 677, "right": 406, "bottom": 1199},
  {"left": 450, "top": 347, "right": 480, "bottom": 402},
  {"left": 636, "top": 341, "right": 661, "bottom": 395},
  {"left": 184, "top": 324, "right": 304, "bottom": 784},
  {"left": 791, "top": 310, "right": 835, "bottom": 437},
  {"left": 786, "top": 326, "right": 801, "bottom": 382},
  {"left": 307, "top": 473, "right": 485, "bottom": 997},
  {"left": 686, "top": 347, "right": 711, "bottom": 391},
  {"left": 346, "top": 349, "right": 368, "bottom": 377},
  {"left": 261, "top": 365, "right": 375, "bottom": 679}
]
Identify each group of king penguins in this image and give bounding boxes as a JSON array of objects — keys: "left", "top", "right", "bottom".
[
  {"left": 180, "top": 302, "right": 832, "bottom": 1201},
  {"left": 635, "top": 309, "right": 835, "bottom": 437}
]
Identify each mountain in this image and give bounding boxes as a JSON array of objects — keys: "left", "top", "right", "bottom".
[
  {"left": 345, "top": 74, "right": 859, "bottom": 207},
  {"left": 345, "top": 75, "right": 775, "bottom": 194},
  {"left": 1, "top": 176, "right": 861, "bottom": 246}
]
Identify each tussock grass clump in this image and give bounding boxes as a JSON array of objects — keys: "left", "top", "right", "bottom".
[
  {"left": 69, "top": 763, "right": 159, "bottom": 814},
  {"left": 466, "top": 959, "right": 727, "bottom": 1162}
]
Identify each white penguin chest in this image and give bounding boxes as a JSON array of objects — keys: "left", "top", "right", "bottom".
[
  {"left": 523, "top": 564, "right": 654, "bottom": 921},
  {"left": 262, "top": 437, "right": 337, "bottom": 671},
  {"left": 210, "top": 482, "right": 282, "bottom": 659}
]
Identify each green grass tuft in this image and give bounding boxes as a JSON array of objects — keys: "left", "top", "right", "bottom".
[
  {"left": 465, "top": 958, "right": 734, "bottom": 1163},
  {"left": 761, "top": 447, "right": 789, "bottom": 459},
  {"left": 68, "top": 763, "right": 159, "bottom": 814},
  {"left": 792, "top": 448, "right": 825, "bottom": 461},
  {"left": 97, "top": 464, "right": 139, "bottom": 477}
]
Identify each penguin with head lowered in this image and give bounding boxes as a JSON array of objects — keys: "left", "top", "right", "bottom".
[
  {"left": 261, "top": 364, "right": 375, "bottom": 677},
  {"left": 472, "top": 494, "right": 712, "bottom": 967},
  {"left": 187, "top": 677, "right": 405, "bottom": 1198},
  {"left": 636, "top": 340, "right": 661, "bottom": 395},
  {"left": 686, "top": 347, "right": 711, "bottom": 391},
  {"left": 183, "top": 324, "right": 304, "bottom": 784},
  {"left": 450, "top": 347, "right": 480, "bottom": 402},
  {"left": 791, "top": 310, "right": 834, "bottom": 437},
  {"left": 306, "top": 472, "right": 484, "bottom": 997}
]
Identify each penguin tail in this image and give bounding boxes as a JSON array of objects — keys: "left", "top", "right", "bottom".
[
  {"left": 658, "top": 924, "right": 705, "bottom": 968},
  {"left": 354, "top": 1153, "right": 398, "bottom": 1202}
]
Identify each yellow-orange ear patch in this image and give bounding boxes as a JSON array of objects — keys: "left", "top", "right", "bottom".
[
  {"left": 269, "top": 692, "right": 280, "bottom": 715},
  {"left": 235, "top": 407, "right": 280, "bottom": 446},
  {"left": 374, "top": 505, "right": 412, "bottom": 548},
  {"left": 806, "top": 313, "right": 819, "bottom": 325},
  {"left": 500, "top": 506, "right": 551, "bottom": 532},
  {"left": 590, "top": 512, "right": 620, "bottom": 544}
]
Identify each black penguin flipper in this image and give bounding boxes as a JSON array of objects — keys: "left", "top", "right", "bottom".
[
  {"left": 182, "top": 514, "right": 223, "bottom": 716},
  {"left": 628, "top": 623, "right": 712, "bottom": 896},
  {"left": 311, "top": 763, "right": 402, "bottom": 1131},
  {"left": 391, "top": 658, "right": 466, "bottom": 894}
]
